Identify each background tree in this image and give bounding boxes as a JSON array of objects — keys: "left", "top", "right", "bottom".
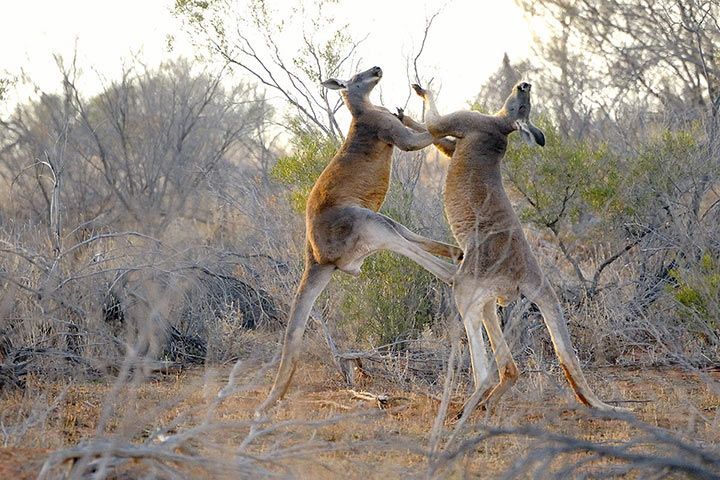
[
  {"left": 174, "top": 0, "right": 364, "bottom": 142},
  {"left": 473, "top": 53, "right": 534, "bottom": 114},
  {"left": 0, "top": 56, "right": 281, "bottom": 370},
  {"left": 1, "top": 58, "right": 268, "bottom": 231},
  {"left": 517, "top": 0, "right": 720, "bottom": 122}
]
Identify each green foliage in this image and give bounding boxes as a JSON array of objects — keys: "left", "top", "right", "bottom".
[
  {"left": 624, "top": 125, "right": 702, "bottom": 216},
  {"left": 503, "top": 119, "right": 703, "bottom": 242},
  {"left": 669, "top": 252, "right": 720, "bottom": 328},
  {"left": 270, "top": 122, "right": 338, "bottom": 212},
  {"left": 504, "top": 117, "right": 621, "bottom": 230},
  {"left": 174, "top": 0, "right": 213, "bottom": 23},
  {"left": 338, "top": 251, "right": 441, "bottom": 348}
]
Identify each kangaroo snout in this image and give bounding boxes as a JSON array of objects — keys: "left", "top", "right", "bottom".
[
  {"left": 518, "top": 82, "right": 531, "bottom": 92},
  {"left": 371, "top": 66, "right": 382, "bottom": 78}
]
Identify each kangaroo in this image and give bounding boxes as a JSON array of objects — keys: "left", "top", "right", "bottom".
[
  {"left": 412, "top": 82, "right": 626, "bottom": 412},
  {"left": 256, "top": 67, "right": 463, "bottom": 414}
]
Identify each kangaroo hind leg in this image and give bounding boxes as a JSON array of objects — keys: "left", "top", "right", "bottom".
[
  {"left": 377, "top": 213, "right": 463, "bottom": 261},
  {"left": 256, "top": 262, "right": 335, "bottom": 415},
  {"left": 524, "top": 280, "right": 629, "bottom": 412},
  {"left": 477, "top": 299, "right": 518, "bottom": 407},
  {"left": 454, "top": 285, "right": 491, "bottom": 392},
  {"left": 358, "top": 210, "right": 458, "bottom": 284}
]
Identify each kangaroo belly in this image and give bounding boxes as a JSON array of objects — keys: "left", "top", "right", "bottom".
[
  {"left": 460, "top": 229, "right": 527, "bottom": 275},
  {"left": 445, "top": 161, "right": 531, "bottom": 283},
  {"left": 343, "top": 164, "right": 391, "bottom": 211},
  {"left": 305, "top": 142, "right": 392, "bottom": 264}
]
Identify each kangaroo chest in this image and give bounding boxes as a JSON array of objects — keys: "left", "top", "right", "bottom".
[{"left": 309, "top": 137, "right": 393, "bottom": 213}]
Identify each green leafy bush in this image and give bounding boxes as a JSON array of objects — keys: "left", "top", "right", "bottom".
[
  {"left": 503, "top": 117, "right": 621, "bottom": 230},
  {"left": 338, "top": 251, "right": 441, "bottom": 348},
  {"left": 669, "top": 252, "right": 720, "bottom": 330},
  {"left": 271, "top": 122, "right": 339, "bottom": 212}
]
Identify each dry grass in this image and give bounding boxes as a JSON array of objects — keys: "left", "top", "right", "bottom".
[{"left": 0, "top": 350, "right": 717, "bottom": 479}]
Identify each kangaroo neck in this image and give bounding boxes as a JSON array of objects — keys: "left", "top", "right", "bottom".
[
  {"left": 493, "top": 112, "right": 517, "bottom": 136},
  {"left": 343, "top": 90, "right": 373, "bottom": 116},
  {"left": 339, "top": 118, "right": 390, "bottom": 158}
]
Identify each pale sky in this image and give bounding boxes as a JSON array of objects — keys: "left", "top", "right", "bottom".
[{"left": 0, "top": 0, "right": 537, "bottom": 119}]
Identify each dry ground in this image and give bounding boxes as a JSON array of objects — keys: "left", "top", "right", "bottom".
[{"left": 0, "top": 357, "right": 718, "bottom": 479}]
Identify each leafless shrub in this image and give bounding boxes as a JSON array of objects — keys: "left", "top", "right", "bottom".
[{"left": 431, "top": 413, "right": 720, "bottom": 479}]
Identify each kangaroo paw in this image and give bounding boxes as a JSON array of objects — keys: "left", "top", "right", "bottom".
[{"left": 411, "top": 84, "right": 427, "bottom": 97}]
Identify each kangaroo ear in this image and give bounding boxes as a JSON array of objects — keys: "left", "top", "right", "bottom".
[
  {"left": 321, "top": 78, "right": 347, "bottom": 90},
  {"left": 516, "top": 120, "right": 546, "bottom": 147}
]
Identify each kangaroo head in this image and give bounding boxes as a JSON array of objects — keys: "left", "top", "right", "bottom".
[
  {"left": 321, "top": 66, "right": 383, "bottom": 112},
  {"left": 497, "top": 82, "right": 545, "bottom": 147}
]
